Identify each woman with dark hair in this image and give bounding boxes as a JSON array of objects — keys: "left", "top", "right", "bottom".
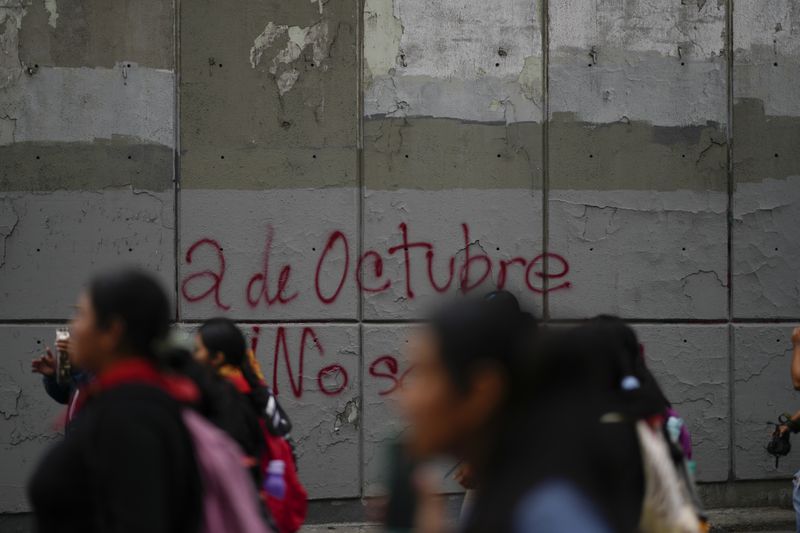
[
  {"left": 399, "top": 290, "right": 615, "bottom": 533},
  {"left": 192, "top": 318, "right": 268, "bottom": 466},
  {"left": 194, "top": 318, "right": 292, "bottom": 437},
  {"left": 28, "top": 268, "right": 202, "bottom": 533},
  {"left": 194, "top": 318, "right": 307, "bottom": 533}
]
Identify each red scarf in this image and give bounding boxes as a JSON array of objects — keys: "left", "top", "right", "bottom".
[{"left": 71, "top": 358, "right": 199, "bottom": 417}]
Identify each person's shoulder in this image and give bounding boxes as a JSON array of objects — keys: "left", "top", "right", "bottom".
[
  {"left": 96, "top": 383, "right": 183, "bottom": 422},
  {"left": 513, "top": 480, "right": 612, "bottom": 533}
]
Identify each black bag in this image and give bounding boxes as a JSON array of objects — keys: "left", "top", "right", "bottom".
[{"left": 767, "top": 415, "right": 793, "bottom": 468}]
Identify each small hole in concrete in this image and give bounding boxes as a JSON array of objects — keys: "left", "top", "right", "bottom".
[
  {"left": 218, "top": 63, "right": 223, "bottom": 68},
  {"left": 683, "top": 339, "right": 687, "bottom": 343},
  {"left": 774, "top": 62, "right": 779, "bottom": 67},
  {"left": 496, "top": 247, "right": 500, "bottom": 251},
  {"left": 220, "top": 155, "right": 225, "bottom": 159},
  {"left": 681, "top": 154, "right": 686, "bottom": 158},
  {"left": 219, "top": 248, "right": 223, "bottom": 251},
  {"left": 128, "top": 248, "right": 133, "bottom": 252},
  {"left": 404, "top": 154, "right": 409, "bottom": 158},
  {"left": 777, "top": 338, "right": 781, "bottom": 342},
  {"left": 495, "top": 62, "right": 500, "bottom": 67},
  {"left": 127, "top": 63, "right": 131, "bottom": 68},
  {"left": 587, "top": 63, "right": 593, "bottom": 67},
  {"left": 310, "top": 63, "right": 315, "bottom": 67},
  {"left": 35, "top": 155, "right": 40, "bottom": 160},
  {"left": 127, "top": 155, "right": 132, "bottom": 160},
  {"left": 497, "top": 153, "right": 501, "bottom": 158},
  {"left": 589, "top": 247, "right": 594, "bottom": 251},
  {"left": 312, "top": 247, "right": 316, "bottom": 252},
  {"left": 36, "top": 248, "right": 40, "bottom": 252},
  {"left": 36, "top": 340, "right": 41, "bottom": 344},
  {"left": 680, "top": 62, "right": 685, "bottom": 66},
  {"left": 682, "top": 247, "right": 686, "bottom": 251},
  {"left": 34, "top": 64, "right": 39, "bottom": 68},
  {"left": 774, "top": 247, "right": 779, "bottom": 251},
  {"left": 312, "top": 154, "right": 316, "bottom": 159},
  {"left": 774, "top": 153, "right": 779, "bottom": 158},
  {"left": 589, "top": 154, "right": 593, "bottom": 158}
]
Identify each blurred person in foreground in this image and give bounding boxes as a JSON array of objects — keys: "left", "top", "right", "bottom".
[
  {"left": 27, "top": 268, "right": 203, "bottom": 533},
  {"left": 397, "top": 291, "right": 702, "bottom": 533},
  {"left": 398, "top": 290, "right": 612, "bottom": 533},
  {"left": 31, "top": 335, "right": 90, "bottom": 425}
]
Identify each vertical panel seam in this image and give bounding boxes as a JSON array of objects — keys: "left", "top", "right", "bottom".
[
  {"left": 726, "top": 0, "right": 736, "bottom": 482},
  {"left": 173, "top": 0, "right": 182, "bottom": 322},
  {"left": 356, "top": 0, "right": 366, "bottom": 500},
  {"left": 541, "top": 0, "right": 551, "bottom": 321}
]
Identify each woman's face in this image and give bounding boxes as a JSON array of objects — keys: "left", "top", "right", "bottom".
[
  {"left": 69, "top": 291, "right": 117, "bottom": 373},
  {"left": 193, "top": 334, "right": 212, "bottom": 365},
  {"left": 399, "top": 329, "right": 496, "bottom": 459}
]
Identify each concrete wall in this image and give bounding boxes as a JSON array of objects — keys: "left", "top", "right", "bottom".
[{"left": 1, "top": 0, "right": 799, "bottom": 511}]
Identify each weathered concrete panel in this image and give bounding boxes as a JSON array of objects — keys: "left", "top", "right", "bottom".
[
  {"left": 0, "top": 142, "right": 172, "bottom": 191},
  {"left": 0, "top": 65, "right": 175, "bottom": 147},
  {"left": 362, "top": 325, "right": 462, "bottom": 497},
  {"left": 548, "top": 189, "right": 727, "bottom": 319},
  {"left": 0, "top": 191, "right": 175, "bottom": 319},
  {"left": 0, "top": 0, "right": 176, "bottom": 320},
  {"left": 364, "top": 119, "right": 542, "bottom": 190},
  {"left": 18, "top": 0, "right": 174, "bottom": 69},
  {"left": 361, "top": 188, "right": 543, "bottom": 319},
  {"left": 0, "top": 326, "right": 68, "bottom": 512},
  {"left": 733, "top": 325, "right": 798, "bottom": 479},
  {"left": 362, "top": 0, "right": 543, "bottom": 318},
  {"left": 362, "top": 325, "right": 411, "bottom": 497},
  {"left": 179, "top": 189, "right": 357, "bottom": 321},
  {"left": 364, "top": 0, "right": 543, "bottom": 123},
  {"left": 180, "top": 0, "right": 357, "bottom": 189},
  {"left": 549, "top": 0, "right": 727, "bottom": 126},
  {"left": 548, "top": 0, "right": 728, "bottom": 319},
  {"left": 634, "top": 325, "right": 730, "bottom": 482},
  {"left": 248, "top": 324, "right": 361, "bottom": 498},
  {"left": 732, "top": 4, "right": 800, "bottom": 318}
]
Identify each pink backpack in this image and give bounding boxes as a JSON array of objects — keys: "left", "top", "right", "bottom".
[{"left": 182, "top": 409, "right": 273, "bottom": 533}]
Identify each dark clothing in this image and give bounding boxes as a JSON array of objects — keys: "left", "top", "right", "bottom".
[
  {"left": 28, "top": 382, "right": 202, "bottom": 533},
  {"left": 42, "top": 370, "right": 90, "bottom": 405},
  {"left": 163, "top": 353, "right": 265, "bottom": 469}
]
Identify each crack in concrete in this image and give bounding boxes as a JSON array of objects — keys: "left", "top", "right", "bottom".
[
  {"left": 0, "top": 198, "right": 20, "bottom": 268},
  {"left": 333, "top": 397, "right": 360, "bottom": 432},
  {"left": 0, "top": 385, "right": 21, "bottom": 419},
  {"left": 734, "top": 349, "right": 788, "bottom": 384}
]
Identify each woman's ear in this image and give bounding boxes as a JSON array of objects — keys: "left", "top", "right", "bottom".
[
  {"left": 211, "top": 351, "right": 226, "bottom": 368},
  {"left": 101, "top": 318, "right": 126, "bottom": 353},
  {"left": 464, "top": 365, "right": 508, "bottom": 423}
]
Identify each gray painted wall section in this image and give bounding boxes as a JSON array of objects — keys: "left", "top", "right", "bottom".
[{"left": 1, "top": 0, "right": 799, "bottom": 512}]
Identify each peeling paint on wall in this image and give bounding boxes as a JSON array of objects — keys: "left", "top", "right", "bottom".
[
  {"left": 363, "top": 0, "right": 402, "bottom": 81},
  {"left": 0, "top": 6, "right": 25, "bottom": 89},
  {"left": 250, "top": 20, "right": 331, "bottom": 95},
  {"left": 250, "top": 22, "right": 286, "bottom": 69},
  {"left": 43, "top": 0, "right": 57, "bottom": 28}
]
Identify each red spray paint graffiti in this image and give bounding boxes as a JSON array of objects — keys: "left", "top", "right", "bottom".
[
  {"left": 249, "top": 325, "right": 413, "bottom": 400},
  {"left": 181, "top": 222, "right": 571, "bottom": 311}
]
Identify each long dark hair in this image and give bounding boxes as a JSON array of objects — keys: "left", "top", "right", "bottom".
[
  {"left": 466, "top": 317, "right": 654, "bottom": 533},
  {"left": 198, "top": 318, "right": 267, "bottom": 408},
  {"left": 429, "top": 290, "right": 538, "bottom": 402},
  {"left": 88, "top": 268, "right": 171, "bottom": 360}
]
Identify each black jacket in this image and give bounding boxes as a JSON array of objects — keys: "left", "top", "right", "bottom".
[{"left": 28, "top": 383, "right": 202, "bottom": 533}]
